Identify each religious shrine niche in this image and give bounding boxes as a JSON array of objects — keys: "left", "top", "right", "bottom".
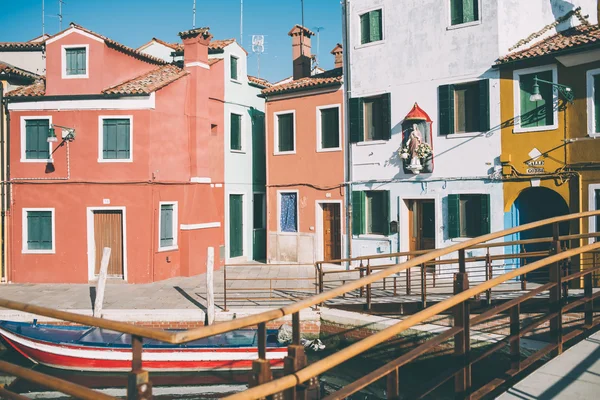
[{"left": 399, "top": 103, "right": 434, "bottom": 174}]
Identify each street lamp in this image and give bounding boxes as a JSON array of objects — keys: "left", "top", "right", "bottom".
[
  {"left": 47, "top": 124, "right": 76, "bottom": 143},
  {"left": 530, "top": 75, "right": 574, "bottom": 104}
]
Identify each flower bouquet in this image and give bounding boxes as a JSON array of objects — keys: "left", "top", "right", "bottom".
[
  {"left": 416, "top": 143, "right": 432, "bottom": 159},
  {"left": 399, "top": 146, "right": 410, "bottom": 160}
]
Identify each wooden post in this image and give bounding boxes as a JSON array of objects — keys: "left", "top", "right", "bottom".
[
  {"left": 454, "top": 249, "right": 471, "bottom": 397},
  {"left": 406, "top": 266, "right": 411, "bottom": 296},
  {"left": 206, "top": 247, "right": 215, "bottom": 325},
  {"left": 485, "top": 249, "right": 492, "bottom": 306},
  {"left": 386, "top": 368, "right": 400, "bottom": 400},
  {"left": 284, "top": 312, "right": 309, "bottom": 400},
  {"left": 510, "top": 304, "right": 520, "bottom": 372},
  {"left": 249, "top": 322, "right": 273, "bottom": 397},
  {"left": 366, "top": 262, "right": 372, "bottom": 311},
  {"left": 420, "top": 264, "right": 426, "bottom": 309},
  {"left": 521, "top": 245, "right": 527, "bottom": 291},
  {"left": 584, "top": 265, "right": 593, "bottom": 329},
  {"left": 127, "top": 335, "right": 152, "bottom": 400},
  {"left": 359, "top": 261, "right": 364, "bottom": 297},
  {"left": 549, "top": 223, "right": 563, "bottom": 356},
  {"left": 93, "top": 248, "right": 111, "bottom": 318},
  {"left": 223, "top": 264, "right": 228, "bottom": 311}
]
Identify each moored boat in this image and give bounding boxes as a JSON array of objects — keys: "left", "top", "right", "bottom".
[{"left": 0, "top": 320, "right": 287, "bottom": 372}]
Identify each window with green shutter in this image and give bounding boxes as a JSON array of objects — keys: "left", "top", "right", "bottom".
[
  {"left": 65, "top": 47, "right": 87, "bottom": 76},
  {"left": 102, "top": 118, "right": 131, "bottom": 160},
  {"left": 447, "top": 194, "right": 490, "bottom": 239},
  {"left": 359, "top": 9, "right": 383, "bottom": 44},
  {"left": 450, "top": 0, "right": 479, "bottom": 26},
  {"left": 230, "top": 113, "right": 242, "bottom": 151},
  {"left": 277, "top": 113, "right": 295, "bottom": 152},
  {"left": 26, "top": 210, "right": 53, "bottom": 251},
  {"left": 230, "top": 56, "right": 238, "bottom": 80},
  {"left": 594, "top": 75, "right": 600, "bottom": 134},
  {"left": 320, "top": 107, "right": 340, "bottom": 149},
  {"left": 160, "top": 203, "right": 176, "bottom": 249},
  {"left": 353, "top": 191, "right": 390, "bottom": 236},
  {"left": 362, "top": 94, "right": 391, "bottom": 142},
  {"left": 439, "top": 80, "right": 489, "bottom": 135},
  {"left": 519, "top": 70, "right": 554, "bottom": 129},
  {"left": 24, "top": 119, "right": 50, "bottom": 160}
]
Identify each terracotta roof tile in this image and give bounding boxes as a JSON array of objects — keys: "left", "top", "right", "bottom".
[
  {"left": 497, "top": 24, "right": 600, "bottom": 64},
  {"left": 247, "top": 75, "right": 272, "bottom": 88},
  {"left": 210, "top": 39, "right": 235, "bottom": 51},
  {"left": 103, "top": 64, "right": 188, "bottom": 95},
  {"left": 138, "top": 37, "right": 181, "bottom": 51},
  {"left": 6, "top": 78, "right": 46, "bottom": 97},
  {"left": 0, "top": 61, "right": 41, "bottom": 80},
  {"left": 261, "top": 68, "right": 342, "bottom": 96},
  {"left": 0, "top": 41, "right": 44, "bottom": 50},
  {"left": 178, "top": 27, "right": 212, "bottom": 40}
]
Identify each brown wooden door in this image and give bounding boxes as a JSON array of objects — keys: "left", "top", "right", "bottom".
[
  {"left": 323, "top": 203, "right": 341, "bottom": 262},
  {"left": 407, "top": 200, "right": 436, "bottom": 252},
  {"left": 94, "top": 210, "right": 124, "bottom": 277}
]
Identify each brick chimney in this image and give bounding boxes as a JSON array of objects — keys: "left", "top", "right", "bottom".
[
  {"left": 288, "top": 25, "right": 314, "bottom": 80},
  {"left": 331, "top": 43, "right": 343, "bottom": 69}
]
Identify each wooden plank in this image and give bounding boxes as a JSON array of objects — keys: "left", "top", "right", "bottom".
[
  {"left": 206, "top": 247, "right": 215, "bottom": 325},
  {"left": 93, "top": 247, "right": 111, "bottom": 318}
]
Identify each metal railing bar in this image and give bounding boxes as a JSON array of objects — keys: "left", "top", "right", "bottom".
[
  {"left": 562, "top": 290, "right": 600, "bottom": 313},
  {"left": 519, "top": 312, "right": 559, "bottom": 337}
]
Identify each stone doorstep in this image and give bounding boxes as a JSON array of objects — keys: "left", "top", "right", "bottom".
[{"left": 320, "top": 307, "right": 547, "bottom": 351}]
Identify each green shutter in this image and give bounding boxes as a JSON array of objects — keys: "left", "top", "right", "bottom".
[
  {"left": 349, "top": 97, "right": 364, "bottom": 143},
  {"left": 360, "top": 13, "right": 370, "bottom": 44},
  {"left": 103, "top": 119, "right": 130, "bottom": 159},
  {"left": 229, "top": 195, "right": 244, "bottom": 257},
  {"left": 369, "top": 10, "right": 382, "bottom": 42},
  {"left": 447, "top": 194, "right": 460, "bottom": 239},
  {"left": 278, "top": 113, "right": 294, "bottom": 152},
  {"left": 231, "top": 114, "right": 242, "bottom": 150},
  {"left": 382, "top": 191, "right": 391, "bottom": 236},
  {"left": 480, "top": 194, "right": 491, "bottom": 236},
  {"left": 451, "top": 0, "right": 464, "bottom": 25},
  {"left": 352, "top": 191, "right": 365, "bottom": 236},
  {"left": 520, "top": 70, "right": 554, "bottom": 128},
  {"left": 230, "top": 56, "right": 238, "bottom": 80},
  {"left": 160, "top": 204, "right": 174, "bottom": 247},
  {"left": 380, "top": 93, "right": 391, "bottom": 140},
  {"left": 594, "top": 75, "right": 600, "bottom": 133},
  {"left": 25, "top": 120, "right": 49, "bottom": 160},
  {"left": 439, "top": 85, "right": 455, "bottom": 135},
  {"left": 321, "top": 108, "right": 340, "bottom": 149},
  {"left": 27, "top": 211, "right": 52, "bottom": 250},
  {"left": 479, "top": 79, "right": 490, "bottom": 132},
  {"left": 66, "top": 48, "right": 86, "bottom": 75}
]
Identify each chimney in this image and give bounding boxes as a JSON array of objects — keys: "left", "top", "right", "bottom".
[
  {"left": 331, "top": 43, "right": 343, "bottom": 69},
  {"left": 288, "top": 25, "right": 314, "bottom": 80}
]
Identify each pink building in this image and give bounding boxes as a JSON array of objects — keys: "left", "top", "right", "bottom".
[
  {"left": 262, "top": 26, "right": 345, "bottom": 264},
  {"left": 5, "top": 24, "right": 225, "bottom": 283}
]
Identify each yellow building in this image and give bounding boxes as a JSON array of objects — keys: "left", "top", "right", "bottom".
[{"left": 497, "top": 22, "right": 600, "bottom": 280}]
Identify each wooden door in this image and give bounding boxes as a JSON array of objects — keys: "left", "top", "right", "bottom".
[
  {"left": 229, "top": 195, "right": 244, "bottom": 258},
  {"left": 323, "top": 203, "right": 341, "bottom": 262},
  {"left": 407, "top": 200, "right": 436, "bottom": 252},
  {"left": 93, "top": 210, "right": 124, "bottom": 277}
]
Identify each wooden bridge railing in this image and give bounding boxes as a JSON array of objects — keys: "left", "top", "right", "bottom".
[{"left": 0, "top": 211, "right": 600, "bottom": 399}]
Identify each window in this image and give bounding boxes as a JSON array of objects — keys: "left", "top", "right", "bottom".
[
  {"left": 352, "top": 191, "right": 390, "bottom": 236},
  {"left": 318, "top": 106, "right": 340, "bottom": 150},
  {"left": 253, "top": 193, "right": 266, "bottom": 230},
  {"left": 450, "top": 0, "right": 479, "bottom": 26},
  {"left": 518, "top": 69, "right": 554, "bottom": 129},
  {"left": 230, "top": 113, "right": 242, "bottom": 151},
  {"left": 23, "top": 209, "right": 54, "bottom": 253},
  {"left": 159, "top": 202, "right": 178, "bottom": 250},
  {"left": 360, "top": 9, "right": 383, "bottom": 44},
  {"left": 439, "top": 80, "right": 490, "bottom": 135},
  {"left": 594, "top": 75, "right": 600, "bottom": 134},
  {"left": 63, "top": 46, "right": 88, "bottom": 78},
  {"left": 275, "top": 112, "right": 295, "bottom": 153},
  {"left": 349, "top": 94, "right": 391, "bottom": 143},
  {"left": 586, "top": 69, "right": 600, "bottom": 137},
  {"left": 23, "top": 118, "right": 50, "bottom": 160},
  {"left": 100, "top": 117, "right": 132, "bottom": 161},
  {"left": 447, "top": 194, "right": 490, "bottom": 238},
  {"left": 279, "top": 192, "right": 298, "bottom": 233},
  {"left": 230, "top": 56, "right": 238, "bottom": 80}
]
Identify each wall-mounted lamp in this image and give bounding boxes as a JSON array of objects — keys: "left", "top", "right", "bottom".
[
  {"left": 48, "top": 124, "right": 76, "bottom": 143},
  {"left": 530, "top": 75, "right": 574, "bottom": 104}
]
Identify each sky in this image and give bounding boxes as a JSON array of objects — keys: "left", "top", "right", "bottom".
[{"left": 0, "top": 0, "right": 343, "bottom": 82}]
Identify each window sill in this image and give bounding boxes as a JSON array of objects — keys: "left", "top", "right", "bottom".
[
  {"left": 513, "top": 124, "right": 558, "bottom": 134},
  {"left": 98, "top": 158, "right": 133, "bottom": 163},
  {"left": 278, "top": 231, "right": 299, "bottom": 235},
  {"left": 274, "top": 151, "right": 296, "bottom": 156},
  {"left": 355, "top": 40, "right": 385, "bottom": 50},
  {"left": 230, "top": 149, "right": 246, "bottom": 154},
  {"left": 355, "top": 234, "right": 390, "bottom": 240},
  {"left": 316, "top": 147, "right": 342, "bottom": 153},
  {"left": 62, "top": 74, "right": 89, "bottom": 79},
  {"left": 588, "top": 133, "right": 600, "bottom": 138},
  {"left": 446, "top": 132, "right": 485, "bottom": 139},
  {"left": 22, "top": 249, "right": 55, "bottom": 254},
  {"left": 355, "top": 140, "right": 388, "bottom": 146},
  {"left": 158, "top": 246, "right": 179, "bottom": 253},
  {"left": 21, "top": 158, "right": 53, "bottom": 163},
  {"left": 446, "top": 20, "right": 481, "bottom": 30},
  {"left": 231, "top": 79, "right": 242, "bottom": 85}
]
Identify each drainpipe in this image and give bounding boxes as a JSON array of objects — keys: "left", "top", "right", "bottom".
[
  {"left": 342, "top": 0, "right": 353, "bottom": 268},
  {"left": 0, "top": 82, "right": 5, "bottom": 282}
]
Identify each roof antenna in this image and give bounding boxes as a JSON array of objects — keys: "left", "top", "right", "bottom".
[
  {"left": 240, "top": 0, "right": 243, "bottom": 46},
  {"left": 57, "top": 0, "right": 65, "bottom": 31},
  {"left": 300, "top": 0, "right": 305, "bottom": 57},
  {"left": 192, "top": 0, "right": 196, "bottom": 29},
  {"left": 42, "top": 0, "right": 45, "bottom": 36},
  {"left": 313, "top": 27, "right": 324, "bottom": 67}
]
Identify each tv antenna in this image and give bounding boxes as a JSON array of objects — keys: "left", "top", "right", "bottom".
[
  {"left": 313, "top": 27, "right": 325, "bottom": 67},
  {"left": 47, "top": 0, "right": 66, "bottom": 32},
  {"left": 252, "top": 35, "right": 265, "bottom": 78},
  {"left": 192, "top": 0, "right": 196, "bottom": 29},
  {"left": 240, "top": 0, "right": 244, "bottom": 46}
]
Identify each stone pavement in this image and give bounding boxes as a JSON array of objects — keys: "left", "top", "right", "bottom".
[{"left": 498, "top": 330, "right": 600, "bottom": 400}]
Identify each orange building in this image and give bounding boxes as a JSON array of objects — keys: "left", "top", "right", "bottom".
[
  {"left": 262, "top": 26, "right": 345, "bottom": 264},
  {"left": 4, "top": 24, "right": 225, "bottom": 283}
]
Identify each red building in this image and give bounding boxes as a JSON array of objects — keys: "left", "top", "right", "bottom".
[{"left": 4, "top": 24, "right": 224, "bottom": 283}]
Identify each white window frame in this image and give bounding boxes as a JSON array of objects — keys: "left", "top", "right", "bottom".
[
  {"left": 62, "top": 44, "right": 89, "bottom": 79},
  {"left": 98, "top": 115, "right": 133, "bottom": 163},
  {"left": 229, "top": 111, "right": 245, "bottom": 153},
  {"left": 513, "top": 64, "right": 559, "bottom": 134},
  {"left": 277, "top": 190, "right": 299, "bottom": 234},
  {"left": 447, "top": 0, "right": 482, "bottom": 30},
  {"left": 274, "top": 110, "right": 296, "bottom": 155},
  {"left": 230, "top": 55, "right": 240, "bottom": 82},
  {"left": 22, "top": 208, "right": 56, "bottom": 254},
  {"left": 316, "top": 104, "right": 342, "bottom": 152},
  {"left": 356, "top": 5, "right": 385, "bottom": 49},
  {"left": 586, "top": 67, "right": 600, "bottom": 137},
  {"left": 158, "top": 201, "right": 178, "bottom": 252},
  {"left": 20, "top": 115, "right": 53, "bottom": 163}
]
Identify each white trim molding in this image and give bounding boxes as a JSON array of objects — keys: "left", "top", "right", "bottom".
[
  {"left": 355, "top": 5, "right": 386, "bottom": 49},
  {"left": 185, "top": 61, "right": 210, "bottom": 69},
  {"left": 315, "top": 200, "right": 344, "bottom": 261},
  {"left": 190, "top": 177, "right": 211, "bottom": 183},
  {"left": 8, "top": 94, "right": 156, "bottom": 111},
  {"left": 158, "top": 201, "right": 179, "bottom": 252},
  {"left": 277, "top": 190, "right": 300, "bottom": 234},
  {"left": 20, "top": 115, "right": 53, "bottom": 163},
  {"left": 97, "top": 115, "right": 133, "bottom": 163},
  {"left": 180, "top": 222, "right": 221, "bottom": 231},
  {"left": 586, "top": 67, "right": 600, "bottom": 137},
  {"left": 61, "top": 44, "right": 90, "bottom": 80},
  {"left": 274, "top": 110, "right": 296, "bottom": 155},
  {"left": 46, "top": 27, "right": 104, "bottom": 45},
  {"left": 512, "top": 64, "right": 559, "bottom": 134},
  {"left": 22, "top": 208, "right": 56, "bottom": 254},
  {"left": 316, "top": 104, "right": 342, "bottom": 152},
  {"left": 86, "top": 206, "right": 127, "bottom": 281}
]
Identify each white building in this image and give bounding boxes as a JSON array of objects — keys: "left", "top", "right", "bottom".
[{"left": 342, "top": 0, "right": 598, "bottom": 270}]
